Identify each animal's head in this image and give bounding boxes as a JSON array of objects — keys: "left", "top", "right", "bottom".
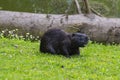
[{"left": 71, "top": 33, "right": 89, "bottom": 47}]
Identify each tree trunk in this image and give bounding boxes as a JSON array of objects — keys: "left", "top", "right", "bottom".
[{"left": 0, "top": 11, "right": 120, "bottom": 44}]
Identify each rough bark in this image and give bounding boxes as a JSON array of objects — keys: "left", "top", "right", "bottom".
[{"left": 0, "top": 11, "right": 120, "bottom": 44}]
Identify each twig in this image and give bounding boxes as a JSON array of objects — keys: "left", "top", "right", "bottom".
[
  {"left": 74, "top": 0, "right": 82, "bottom": 14},
  {"left": 83, "top": 0, "right": 91, "bottom": 14},
  {"left": 91, "top": 8, "right": 104, "bottom": 17}
]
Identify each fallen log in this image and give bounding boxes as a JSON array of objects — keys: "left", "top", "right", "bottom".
[{"left": 0, "top": 11, "right": 120, "bottom": 44}]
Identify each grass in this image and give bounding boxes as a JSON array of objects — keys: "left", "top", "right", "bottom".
[{"left": 0, "top": 38, "right": 120, "bottom": 80}]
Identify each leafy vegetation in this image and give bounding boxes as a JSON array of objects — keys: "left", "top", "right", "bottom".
[
  {"left": 1, "top": 0, "right": 120, "bottom": 17},
  {"left": 0, "top": 37, "right": 120, "bottom": 80},
  {"left": 0, "top": 29, "right": 39, "bottom": 41},
  {"left": 89, "top": 0, "right": 120, "bottom": 17}
]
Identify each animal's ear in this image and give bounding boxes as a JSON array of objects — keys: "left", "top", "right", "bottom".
[{"left": 72, "top": 33, "right": 76, "bottom": 37}]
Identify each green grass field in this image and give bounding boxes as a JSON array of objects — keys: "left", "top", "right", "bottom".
[{"left": 0, "top": 38, "right": 120, "bottom": 80}]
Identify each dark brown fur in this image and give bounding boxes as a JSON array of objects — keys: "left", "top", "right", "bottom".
[{"left": 40, "top": 28, "right": 88, "bottom": 57}]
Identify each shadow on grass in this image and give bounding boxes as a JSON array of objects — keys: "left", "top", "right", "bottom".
[{"left": 35, "top": 50, "right": 88, "bottom": 60}]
